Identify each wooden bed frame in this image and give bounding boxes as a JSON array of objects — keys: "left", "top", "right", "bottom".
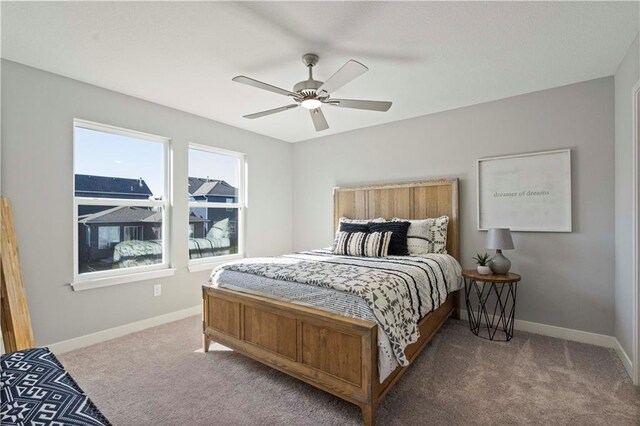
[{"left": 202, "top": 179, "right": 460, "bottom": 426}]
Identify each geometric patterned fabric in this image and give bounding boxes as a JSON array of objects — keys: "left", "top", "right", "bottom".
[{"left": 1, "top": 347, "right": 111, "bottom": 426}]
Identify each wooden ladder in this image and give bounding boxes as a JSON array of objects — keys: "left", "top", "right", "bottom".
[{"left": 1, "top": 197, "right": 34, "bottom": 352}]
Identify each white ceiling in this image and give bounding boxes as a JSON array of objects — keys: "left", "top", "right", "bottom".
[{"left": 2, "top": 1, "right": 638, "bottom": 143}]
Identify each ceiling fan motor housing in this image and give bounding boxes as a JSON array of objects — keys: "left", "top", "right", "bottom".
[{"left": 293, "top": 79, "right": 323, "bottom": 94}]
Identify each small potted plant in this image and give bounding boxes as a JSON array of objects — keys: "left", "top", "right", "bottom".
[{"left": 473, "top": 253, "right": 493, "bottom": 275}]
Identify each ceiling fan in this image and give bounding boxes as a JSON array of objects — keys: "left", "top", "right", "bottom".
[{"left": 232, "top": 53, "right": 392, "bottom": 132}]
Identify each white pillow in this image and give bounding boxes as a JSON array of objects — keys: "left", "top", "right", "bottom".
[
  {"left": 207, "top": 218, "right": 230, "bottom": 239},
  {"left": 339, "top": 216, "right": 386, "bottom": 224},
  {"left": 392, "top": 216, "right": 449, "bottom": 254}
]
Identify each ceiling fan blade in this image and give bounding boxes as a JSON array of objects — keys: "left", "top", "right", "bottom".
[
  {"left": 328, "top": 99, "right": 392, "bottom": 112},
  {"left": 243, "top": 104, "right": 299, "bottom": 119},
  {"left": 316, "top": 60, "right": 368, "bottom": 96},
  {"left": 232, "top": 76, "right": 297, "bottom": 97},
  {"left": 309, "top": 108, "right": 329, "bottom": 131}
]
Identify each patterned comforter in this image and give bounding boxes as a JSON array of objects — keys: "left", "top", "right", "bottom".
[
  {"left": 1, "top": 347, "right": 111, "bottom": 426},
  {"left": 211, "top": 250, "right": 462, "bottom": 368}
]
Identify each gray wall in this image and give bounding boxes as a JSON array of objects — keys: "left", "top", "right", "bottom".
[
  {"left": 0, "top": 58, "right": 624, "bottom": 344},
  {"left": 293, "top": 77, "right": 615, "bottom": 335},
  {"left": 1, "top": 60, "right": 293, "bottom": 345},
  {"left": 614, "top": 34, "right": 639, "bottom": 357}
]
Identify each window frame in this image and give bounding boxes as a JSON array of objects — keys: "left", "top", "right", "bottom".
[
  {"left": 72, "top": 119, "right": 173, "bottom": 290},
  {"left": 187, "top": 143, "right": 246, "bottom": 271}
]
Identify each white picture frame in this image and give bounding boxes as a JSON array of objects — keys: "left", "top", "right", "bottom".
[{"left": 477, "top": 149, "right": 572, "bottom": 232}]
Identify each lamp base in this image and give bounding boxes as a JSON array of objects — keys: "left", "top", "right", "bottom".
[{"left": 489, "top": 251, "right": 511, "bottom": 274}]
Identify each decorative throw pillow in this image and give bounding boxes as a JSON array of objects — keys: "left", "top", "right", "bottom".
[
  {"left": 331, "top": 222, "right": 371, "bottom": 251},
  {"left": 339, "top": 216, "right": 385, "bottom": 225},
  {"left": 331, "top": 217, "right": 385, "bottom": 249},
  {"left": 392, "top": 216, "right": 449, "bottom": 254},
  {"left": 367, "top": 221, "right": 411, "bottom": 255},
  {"left": 338, "top": 222, "right": 370, "bottom": 233},
  {"left": 333, "top": 231, "right": 392, "bottom": 257}
]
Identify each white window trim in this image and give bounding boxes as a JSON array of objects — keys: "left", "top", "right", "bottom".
[
  {"left": 187, "top": 143, "right": 246, "bottom": 269},
  {"left": 71, "top": 119, "right": 172, "bottom": 291},
  {"left": 187, "top": 253, "right": 243, "bottom": 273},
  {"left": 71, "top": 268, "right": 177, "bottom": 291}
]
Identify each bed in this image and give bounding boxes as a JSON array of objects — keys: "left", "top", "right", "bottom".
[{"left": 202, "top": 179, "right": 460, "bottom": 426}]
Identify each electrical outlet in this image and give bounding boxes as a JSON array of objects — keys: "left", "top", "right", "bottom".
[{"left": 153, "top": 284, "right": 162, "bottom": 297}]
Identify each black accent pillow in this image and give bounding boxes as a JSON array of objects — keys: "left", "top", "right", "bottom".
[
  {"left": 368, "top": 221, "right": 410, "bottom": 255},
  {"left": 338, "top": 222, "right": 370, "bottom": 233}
]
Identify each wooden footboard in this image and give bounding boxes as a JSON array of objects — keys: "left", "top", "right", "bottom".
[{"left": 203, "top": 285, "right": 458, "bottom": 426}]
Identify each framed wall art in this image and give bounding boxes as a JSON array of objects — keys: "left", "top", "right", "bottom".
[{"left": 477, "top": 149, "right": 572, "bottom": 232}]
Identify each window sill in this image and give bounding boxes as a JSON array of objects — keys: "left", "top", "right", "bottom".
[
  {"left": 70, "top": 268, "right": 177, "bottom": 291},
  {"left": 188, "top": 254, "right": 243, "bottom": 273}
]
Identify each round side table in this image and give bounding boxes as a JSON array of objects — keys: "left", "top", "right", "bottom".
[{"left": 462, "top": 270, "right": 521, "bottom": 341}]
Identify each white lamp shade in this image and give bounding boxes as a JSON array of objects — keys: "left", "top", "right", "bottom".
[{"left": 485, "top": 228, "right": 514, "bottom": 250}]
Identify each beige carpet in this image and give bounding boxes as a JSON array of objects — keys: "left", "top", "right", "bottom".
[{"left": 58, "top": 316, "right": 640, "bottom": 425}]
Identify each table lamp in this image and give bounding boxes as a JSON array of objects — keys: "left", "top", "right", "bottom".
[{"left": 485, "top": 228, "right": 514, "bottom": 274}]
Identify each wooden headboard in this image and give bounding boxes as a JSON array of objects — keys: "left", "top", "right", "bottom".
[{"left": 333, "top": 179, "right": 459, "bottom": 260}]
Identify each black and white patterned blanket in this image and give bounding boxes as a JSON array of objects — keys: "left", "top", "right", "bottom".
[
  {"left": 213, "top": 250, "right": 459, "bottom": 366},
  {"left": 1, "top": 347, "right": 111, "bottom": 426}
]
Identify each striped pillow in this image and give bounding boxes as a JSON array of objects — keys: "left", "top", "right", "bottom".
[
  {"left": 331, "top": 216, "right": 386, "bottom": 250},
  {"left": 333, "top": 231, "right": 392, "bottom": 257},
  {"left": 330, "top": 223, "right": 371, "bottom": 251}
]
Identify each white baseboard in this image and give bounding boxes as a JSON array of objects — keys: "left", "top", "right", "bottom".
[
  {"left": 613, "top": 338, "right": 634, "bottom": 379},
  {"left": 47, "top": 305, "right": 201, "bottom": 355},
  {"left": 459, "top": 309, "right": 633, "bottom": 379}
]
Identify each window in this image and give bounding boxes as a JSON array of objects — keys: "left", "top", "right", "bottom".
[
  {"left": 98, "top": 226, "right": 121, "bottom": 249},
  {"left": 73, "top": 119, "right": 171, "bottom": 286},
  {"left": 188, "top": 144, "right": 244, "bottom": 264},
  {"left": 124, "top": 226, "right": 143, "bottom": 241}
]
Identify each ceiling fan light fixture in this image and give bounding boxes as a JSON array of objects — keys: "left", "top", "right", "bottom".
[
  {"left": 300, "top": 98, "right": 322, "bottom": 110},
  {"left": 232, "top": 54, "right": 392, "bottom": 131}
]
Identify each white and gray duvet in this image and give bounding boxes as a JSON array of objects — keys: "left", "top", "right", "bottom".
[{"left": 210, "top": 249, "right": 462, "bottom": 382}]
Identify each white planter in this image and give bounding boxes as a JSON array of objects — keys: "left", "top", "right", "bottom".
[{"left": 477, "top": 265, "right": 492, "bottom": 275}]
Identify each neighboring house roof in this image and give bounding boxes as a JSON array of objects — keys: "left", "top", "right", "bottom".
[
  {"left": 75, "top": 174, "right": 153, "bottom": 199},
  {"left": 79, "top": 206, "right": 208, "bottom": 224},
  {"left": 191, "top": 181, "right": 219, "bottom": 197},
  {"left": 188, "top": 212, "right": 210, "bottom": 223},
  {"left": 188, "top": 177, "right": 238, "bottom": 198},
  {"left": 78, "top": 206, "right": 155, "bottom": 224},
  {"left": 75, "top": 174, "right": 237, "bottom": 200}
]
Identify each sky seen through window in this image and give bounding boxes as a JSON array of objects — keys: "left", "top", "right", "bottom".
[{"left": 74, "top": 127, "right": 240, "bottom": 198}]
